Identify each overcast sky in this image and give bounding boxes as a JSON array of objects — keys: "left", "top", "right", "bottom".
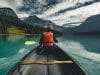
[
  {"left": 0, "top": 0, "right": 100, "bottom": 26},
  {"left": 0, "top": 0, "right": 29, "bottom": 18}
]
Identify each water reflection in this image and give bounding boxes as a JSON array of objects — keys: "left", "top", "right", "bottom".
[
  {"left": 0, "top": 35, "right": 40, "bottom": 75},
  {"left": 7, "top": 35, "right": 25, "bottom": 42},
  {"left": 0, "top": 35, "right": 40, "bottom": 57},
  {"left": 0, "top": 35, "right": 25, "bottom": 58},
  {"left": 57, "top": 34, "right": 100, "bottom": 75},
  {"left": 61, "top": 35, "right": 100, "bottom": 53}
]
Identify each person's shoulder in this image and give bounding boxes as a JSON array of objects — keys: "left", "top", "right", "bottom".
[
  {"left": 43, "top": 32, "right": 53, "bottom": 35},
  {"left": 49, "top": 31, "right": 53, "bottom": 33}
]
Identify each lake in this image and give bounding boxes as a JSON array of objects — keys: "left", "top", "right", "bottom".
[
  {"left": 57, "top": 34, "right": 100, "bottom": 75},
  {"left": 0, "top": 35, "right": 100, "bottom": 75},
  {"left": 0, "top": 35, "right": 40, "bottom": 75}
]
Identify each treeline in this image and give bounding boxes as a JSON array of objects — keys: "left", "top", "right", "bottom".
[{"left": 0, "top": 14, "right": 46, "bottom": 35}]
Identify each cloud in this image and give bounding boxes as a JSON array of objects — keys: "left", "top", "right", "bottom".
[
  {"left": 0, "top": 0, "right": 18, "bottom": 10},
  {"left": 39, "top": 0, "right": 94, "bottom": 18},
  {"left": 17, "top": 12, "right": 30, "bottom": 19},
  {"left": 14, "top": 0, "right": 23, "bottom": 7},
  {"left": 0, "top": 0, "right": 10, "bottom": 7},
  {"left": 0, "top": 0, "right": 99, "bottom": 26},
  {"left": 38, "top": 1, "right": 100, "bottom": 26},
  {"left": 0, "top": 0, "right": 26, "bottom": 18}
]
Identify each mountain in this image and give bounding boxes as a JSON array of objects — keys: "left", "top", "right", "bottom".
[
  {"left": 0, "top": 8, "right": 45, "bottom": 34},
  {"left": 0, "top": 8, "right": 17, "bottom": 17},
  {"left": 60, "top": 14, "right": 100, "bottom": 35},
  {"left": 1, "top": 0, "right": 100, "bottom": 27},
  {"left": 24, "top": 15, "right": 61, "bottom": 30},
  {"left": 24, "top": 15, "right": 62, "bottom": 36},
  {"left": 24, "top": 15, "right": 46, "bottom": 26},
  {"left": 73, "top": 14, "right": 100, "bottom": 34},
  {"left": 17, "top": 0, "right": 100, "bottom": 27}
]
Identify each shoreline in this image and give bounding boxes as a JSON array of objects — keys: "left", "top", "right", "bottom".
[{"left": 0, "top": 34, "right": 41, "bottom": 36}]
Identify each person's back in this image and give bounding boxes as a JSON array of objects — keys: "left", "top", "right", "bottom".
[
  {"left": 42, "top": 32, "right": 54, "bottom": 47},
  {"left": 40, "top": 27, "right": 57, "bottom": 45},
  {"left": 38, "top": 28, "right": 58, "bottom": 54},
  {"left": 39, "top": 31, "right": 58, "bottom": 47}
]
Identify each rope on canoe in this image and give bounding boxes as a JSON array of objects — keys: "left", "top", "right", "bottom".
[{"left": 20, "top": 60, "right": 73, "bottom": 65}]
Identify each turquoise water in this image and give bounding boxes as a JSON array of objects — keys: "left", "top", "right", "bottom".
[
  {"left": 0, "top": 35, "right": 40, "bottom": 75},
  {"left": 0, "top": 35, "right": 100, "bottom": 75},
  {"left": 57, "top": 35, "right": 100, "bottom": 75}
]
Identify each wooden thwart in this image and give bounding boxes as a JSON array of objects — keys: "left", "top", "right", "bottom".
[{"left": 20, "top": 60, "right": 73, "bottom": 65}]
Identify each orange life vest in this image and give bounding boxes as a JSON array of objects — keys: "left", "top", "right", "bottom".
[{"left": 43, "top": 32, "right": 54, "bottom": 46}]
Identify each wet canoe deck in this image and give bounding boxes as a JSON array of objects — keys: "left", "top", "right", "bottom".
[{"left": 8, "top": 46, "right": 87, "bottom": 75}]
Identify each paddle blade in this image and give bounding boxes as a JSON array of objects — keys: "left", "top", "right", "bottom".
[{"left": 25, "top": 41, "right": 37, "bottom": 45}]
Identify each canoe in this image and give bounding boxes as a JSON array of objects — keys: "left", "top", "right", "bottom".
[{"left": 7, "top": 45, "right": 87, "bottom": 75}]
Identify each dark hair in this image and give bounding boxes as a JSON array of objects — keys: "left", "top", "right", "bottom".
[{"left": 47, "top": 27, "right": 51, "bottom": 32}]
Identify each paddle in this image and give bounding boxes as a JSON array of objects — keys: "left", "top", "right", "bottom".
[{"left": 25, "top": 41, "right": 38, "bottom": 45}]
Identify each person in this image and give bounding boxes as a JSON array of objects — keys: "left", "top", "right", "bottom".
[{"left": 39, "top": 27, "right": 58, "bottom": 53}]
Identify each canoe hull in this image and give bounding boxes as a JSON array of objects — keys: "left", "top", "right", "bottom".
[{"left": 7, "top": 45, "right": 87, "bottom": 75}]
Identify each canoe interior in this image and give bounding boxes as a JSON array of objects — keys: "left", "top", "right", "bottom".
[{"left": 7, "top": 45, "right": 87, "bottom": 75}]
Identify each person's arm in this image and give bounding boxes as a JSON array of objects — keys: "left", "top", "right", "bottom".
[
  {"left": 53, "top": 35, "right": 58, "bottom": 43},
  {"left": 39, "top": 35, "right": 43, "bottom": 44}
]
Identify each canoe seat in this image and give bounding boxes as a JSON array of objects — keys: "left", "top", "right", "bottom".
[{"left": 20, "top": 60, "right": 73, "bottom": 65}]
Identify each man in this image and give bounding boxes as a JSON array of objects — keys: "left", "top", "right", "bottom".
[{"left": 39, "top": 27, "right": 58, "bottom": 53}]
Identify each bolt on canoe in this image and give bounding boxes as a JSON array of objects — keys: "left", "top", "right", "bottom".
[{"left": 7, "top": 45, "right": 87, "bottom": 75}]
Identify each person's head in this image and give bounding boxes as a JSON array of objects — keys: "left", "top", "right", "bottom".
[{"left": 46, "top": 27, "right": 51, "bottom": 32}]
